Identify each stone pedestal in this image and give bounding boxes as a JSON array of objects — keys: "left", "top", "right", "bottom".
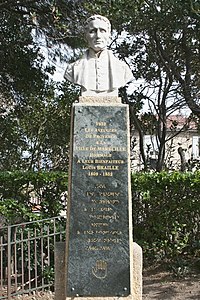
[
  {"left": 55, "top": 242, "right": 142, "bottom": 300},
  {"left": 55, "top": 97, "right": 142, "bottom": 300},
  {"left": 55, "top": 242, "right": 66, "bottom": 300}
]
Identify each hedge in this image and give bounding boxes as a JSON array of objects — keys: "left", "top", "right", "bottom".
[
  {"left": 0, "top": 171, "right": 68, "bottom": 224},
  {"left": 132, "top": 171, "right": 200, "bottom": 261},
  {"left": 0, "top": 171, "right": 199, "bottom": 261}
]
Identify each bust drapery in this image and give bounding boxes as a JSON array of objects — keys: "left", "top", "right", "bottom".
[{"left": 64, "top": 49, "right": 133, "bottom": 96}]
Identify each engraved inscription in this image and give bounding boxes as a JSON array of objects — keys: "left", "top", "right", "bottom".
[{"left": 67, "top": 105, "right": 130, "bottom": 297}]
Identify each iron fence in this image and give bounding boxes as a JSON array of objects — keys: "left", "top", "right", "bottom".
[{"left": 0, "top": 216, "right": 66, "bottom": 299}]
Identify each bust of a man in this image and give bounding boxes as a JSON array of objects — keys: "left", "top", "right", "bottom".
[{"left": 64, "top": 15, "right": 133, "bottom": 96}]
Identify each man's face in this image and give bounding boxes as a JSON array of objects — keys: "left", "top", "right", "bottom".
[{"left": 85, "top": 19, "right": 110, "bottom": 52}]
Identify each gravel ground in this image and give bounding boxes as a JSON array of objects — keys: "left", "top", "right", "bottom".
[
  {"left": 143, "top": 268, "right": 200, "bottom": 299},
  {"left": 11, "top": 265, "right": 200, "bottom": 300},
  {"left": 12, "top": 291, "right": 54, "bottom": 300}
]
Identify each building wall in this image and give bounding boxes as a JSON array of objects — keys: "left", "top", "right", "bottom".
[{"left": 131, "top": 130, "right": 200, "bottom": 171}]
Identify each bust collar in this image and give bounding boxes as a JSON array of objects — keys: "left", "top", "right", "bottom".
[{"left": 87, "top": 48, "right": 108, "bottom": 58}]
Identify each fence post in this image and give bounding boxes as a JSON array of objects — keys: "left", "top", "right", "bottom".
[
  {"left": 55, "top": 242, "right": 66, "bottom": 300},
  {"left": 7, "top": 226, "right": 11, "bottom": 300}
]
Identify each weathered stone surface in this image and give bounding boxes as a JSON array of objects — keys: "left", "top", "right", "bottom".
[
  {"left": 66, "top": 104, "right": 131, "bottom": 297},
  {"left": 54, "top": 242, "right": 143, "bottom": 300},
  {"left": 55, "top": 242, "right": 66, "bottom": 300},
  {"left": 79, "top": 96, "right": 121, "bottom": 104},
  {"left": 132, "top": 242, "right": 143, "bottom": 300}
]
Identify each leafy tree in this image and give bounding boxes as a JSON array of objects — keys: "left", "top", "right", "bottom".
[
  {"left": 1, "top": 0, "right": 199, "bottom": 171},
  {"left": 19, "top": 81, "right": 79, "bottom": 171},
  {"left": 0, "top": 1, "right": 83, "bottom": 171},
  {"left": 108, "top": 0, "right": 200, "bottom": 115},
  {"left": 84, "top": 1, "right": 199, "bottom": 118},
  {"left": 124, "top": 0, "right": 200, "bottom": 170},
  {"left": 0, "top": 0, "right": 87, "bottom": 99},
  {"left": 81, "top": 0, "right": 200, "bottom": 171},
  {"left": 0, "top": 81, "right": 79, "bottom": 171}
]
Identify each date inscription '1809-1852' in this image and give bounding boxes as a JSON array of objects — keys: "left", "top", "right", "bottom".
[{"left": 67, "top": 104, "right": 131, "bottom": 297}]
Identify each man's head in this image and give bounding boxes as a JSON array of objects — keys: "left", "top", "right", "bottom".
[{"left": 84, "top": 15, "right": 111, "bottom": 52}]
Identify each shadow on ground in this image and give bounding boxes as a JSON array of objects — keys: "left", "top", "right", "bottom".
[{"left": 143, "top": 263, "right": 200, "bottom": 300}]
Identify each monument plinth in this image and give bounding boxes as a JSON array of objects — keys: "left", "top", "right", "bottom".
[
  {"left": 55, "top": 14, "right": 142, "bottom": 300},
  {"left": 66, "top": 99, "right": 132, "bottom": 297}
]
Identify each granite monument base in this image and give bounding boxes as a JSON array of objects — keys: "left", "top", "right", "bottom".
[
  {"left": 55, "top": 97, "right": 142, "bottom": 300},
  {"left": 55, "top": 241, "right": 142, "bottom": 300}
]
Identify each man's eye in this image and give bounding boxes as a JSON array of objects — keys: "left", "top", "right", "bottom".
[
  {"left": 100, "top": 29, "right": 106, "bottom": 33},
  {"left": 89, "top": 29, "right": 96, "bottom": 33}
]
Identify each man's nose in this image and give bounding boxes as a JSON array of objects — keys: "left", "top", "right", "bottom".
[{"left": 96, "top": 29, "right": 101, "bottom": 38}]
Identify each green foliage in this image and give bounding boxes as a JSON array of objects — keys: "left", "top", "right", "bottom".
[
  {"left": 5, "top": 217, "right": 66, "bottom": 288},
  {"left": 1, "top": 170, "right": 199, "bottom": 266},
  {"left": 0, "top": 171, "right": 68, "bottom": 225},
  {"left": 84, "top": 1, "right": 200, "bottom": 171},
  {"left": 0, "top": 1, "right": 86, "bottom": 99},
  {"left": 0, "top": 1, "right": 81, "bottom": 172},
  {"left": 120, "top": 0, "right": 200, "bottom": 116},
  {"left": 0, "top": 199, "right": 39, "bottom": 225},
  {"left": 0, "top": 171, "right": 67, "bottom": 288},
  {"left": 0, "top": 6, "right": 47, "bottom": 102},
  {"left": 0, "top": 81, "right": 78, "bottom": 171},
  {"left": 132, "top": 171, "right": 200, "bottom": 262},
  {"left": 1, "top": 0, "right": 200, "bottom": 172}
]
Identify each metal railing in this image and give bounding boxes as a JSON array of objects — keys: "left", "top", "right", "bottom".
[{"left": 0, "top": 216, "right": 66, "bottom": 299}]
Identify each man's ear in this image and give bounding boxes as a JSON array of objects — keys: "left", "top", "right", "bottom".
[{"left": 83, "top": 29, "right": 89, "bottom": 42}]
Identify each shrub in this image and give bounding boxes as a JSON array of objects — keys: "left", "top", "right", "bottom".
[
  {"left": 0, "top": 172, "right": 68, "bottom": 289},
  {"left": 1, "top": 170, "right": 199, "bottom": 263},
  {"left": 132, "top": 171, "right": 200, "bottom": 261},
  {"left": 0, "top": 171, "right": 68, "bottom": 224}
]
